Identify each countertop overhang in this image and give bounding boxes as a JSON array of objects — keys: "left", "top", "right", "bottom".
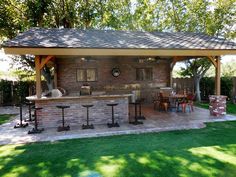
[{"left": 26, "top": 94, "right": 132, "bottom": 101}]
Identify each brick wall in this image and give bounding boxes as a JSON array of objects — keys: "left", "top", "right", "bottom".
[
  {"left": 57, "top": 56, "right": 171, "bottom": 102},
  {"left": 36, "top": 96, "right": 129, "bottom": 128}
]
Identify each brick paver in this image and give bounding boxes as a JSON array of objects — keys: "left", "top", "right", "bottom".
[{"left": 0, "top": 105, "right": 236, "bottom": 145}]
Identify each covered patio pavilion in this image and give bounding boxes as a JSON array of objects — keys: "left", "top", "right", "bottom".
[{"left": 2, "top": 28, "right": 236, "bottom": 134}]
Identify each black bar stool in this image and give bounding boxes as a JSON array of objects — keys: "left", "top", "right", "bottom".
[
  {"left": 14, "top": 103, "right": 28, "bottom": 128},
  {"left": 24, "top": 101, "right": 35, "bottom": 122},
  {"left": 137, "top": 98, "right": 146, "bottom": 120},
  {"left": 129, "top": 101, "right": 143, "bottom": 125},
  {"left": 107, "top": 103, "right": 119, "bottom": 128},
  {"left": 56, "top": 105, "right": 70, "bottom": 132},
  {"left": 82, "top": 105, "right": 94, "bottom": 129},
  {"left": 28, "top": 107, "right": 44, "bottom": 134}
]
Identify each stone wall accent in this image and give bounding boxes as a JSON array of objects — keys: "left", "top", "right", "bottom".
[
  {"left": 57, "top": 56, "right": 171, "bottom": 103},
  {"left": 35, "top": 97, "right": 129, "bottom": 128},
  {"left": 209, "top": 95, "right": 227, "bottom": 116}
]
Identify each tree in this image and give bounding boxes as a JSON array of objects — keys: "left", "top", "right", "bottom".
[
  {"left": 168, "top": 0, "right": 236, "bottom": 100},
  {"left": 179, "top": 58, "right": 212, "bottom": 101}
]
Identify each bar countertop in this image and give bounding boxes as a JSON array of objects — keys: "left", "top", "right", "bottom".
[{"left": 26, "top": 94, "right": 132, "bottom": 101}]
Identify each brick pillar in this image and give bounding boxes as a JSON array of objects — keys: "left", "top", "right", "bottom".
[{"left": 209, "top": 95, "right": 227, "bottom": 116}]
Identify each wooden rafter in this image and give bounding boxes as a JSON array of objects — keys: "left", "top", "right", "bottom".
[
  {"left": 171, "top": 56, "right": 188, "bottom": 69},
  {"left": 40, "top": 55, "right": 54, "bottom": 69},
  {"left": 207, "top": 56, "right": 217, "bottom": 68}
]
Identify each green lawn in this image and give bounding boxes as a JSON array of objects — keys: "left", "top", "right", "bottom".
[
  {"left": 0, "top": 114, "right": 14, "bottom": 125},
  {"left": 195, "top": 102, "right": 236, "bottom": 115},
  {"left": 1, "top": 121, "right": 236, "bottom": 177}
]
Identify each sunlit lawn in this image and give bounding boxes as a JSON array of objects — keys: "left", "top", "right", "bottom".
[
  {"left": 0, "top": 114, "right": 14, "bottom": 125},
  {"left": 196, "top": 102, "right": 236, "bottom": 115},
  {"left": 1, "top": 121, "right": 236, "bottom": 177}
]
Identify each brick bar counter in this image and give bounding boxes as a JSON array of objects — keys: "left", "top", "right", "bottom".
[
  {"left": 209, "top": 95, "right": 227, "bottom": 116},
  {"left": 27, "top": 94, "right": 130, "bottom": 129}
]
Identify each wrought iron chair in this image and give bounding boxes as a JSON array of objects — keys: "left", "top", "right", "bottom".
[{"left": 159, "top": 92, "right": 170, "bottom": 112}]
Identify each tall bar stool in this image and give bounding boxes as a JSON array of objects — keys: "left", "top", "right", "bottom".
[
  {"left": 28, "top": 107, "right": 44, "bottom": 134},
  {"left": 129, "top": 101, "right": 143, "bottom": 125},
  {"left": 24, "top": 101, "right": 35, "bottom": 122},
  {"left": 107, "top": 103, "right": 120, "bottom": 128},
  {"left": 82, "top": 104, "right": 94, "bottom": 129},
  {"left": 14, "top": 103, "right": 28, "bottom": 128},
  {"left": 137, "top": 98, "right": 146, "bottom": 120},
  {"left": 56, "top": 105, "right": 70, "bottom": 132}
]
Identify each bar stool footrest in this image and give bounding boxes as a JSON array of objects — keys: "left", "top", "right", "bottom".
[
  {"left": 137, "top": 116, "right": 146, "bottom": 120},
  {"left": 28, "top": 128, "right": 44, "bottom": 134},
  {"left": 57, "top": 125, "right": 70, "bottom": 132},
  {"left": 82, "top": 124, "right": 94, "bottom": 129},
  {"left": 129, "top": 121, "right": 143, "bottom": 125},
  {"left": 14, "top": 123, "right": 28, "bottom": 128},
  {"left": 24, "top": 118, "right": 35, "bottom": 122},
  {"left": 107, "top": 122, "right": 120, "bottom": 128}
]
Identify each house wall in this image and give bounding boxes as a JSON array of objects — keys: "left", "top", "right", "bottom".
[{"left": 57, "top": 56, "right": 171, "bottom": 102}]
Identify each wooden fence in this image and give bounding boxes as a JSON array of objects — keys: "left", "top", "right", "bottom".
[{"left": 173, "top": 77, "right": 236, "bottom": 100}]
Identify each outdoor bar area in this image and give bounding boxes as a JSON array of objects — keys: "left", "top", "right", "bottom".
[
  {"left": 3, "top": 28, "right": 236, "bottom": 133},
  {"left": 26, "top": 55, "right": 171, "bottom": 130}
]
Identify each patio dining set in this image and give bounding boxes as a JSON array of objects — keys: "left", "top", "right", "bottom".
[{"left": 153, "top": 90, "right": 195, "bottom": 113}]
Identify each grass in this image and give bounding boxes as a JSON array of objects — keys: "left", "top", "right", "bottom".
[
  {"left": 0, "top": 114, "right": 14, "bottom": 125},
  {"left": 195, "top": 102, "right": 236, "bottom": 115},
  {"left": 1, "top": 121, "right": 236, "bottom": 177}
]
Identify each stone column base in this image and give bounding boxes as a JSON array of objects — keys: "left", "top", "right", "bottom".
[{"left": 209, "top": 95, "right": 227, "bottom": 116}]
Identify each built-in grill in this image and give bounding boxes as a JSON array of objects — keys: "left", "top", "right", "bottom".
[{"left": 80, "top": 85, "right": 91, "bottom": 95}]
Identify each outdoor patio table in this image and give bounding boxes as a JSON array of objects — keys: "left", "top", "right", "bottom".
[
  {"left": 129, "top": 102, "right": 143, "bottom": 125},
  {"left": 167, "top": 94, "right": 187, "bottom": 112}
]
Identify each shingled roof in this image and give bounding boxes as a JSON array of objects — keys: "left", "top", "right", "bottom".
[{"left": 3, "top": 28, "right": 236, "bottom": 50}]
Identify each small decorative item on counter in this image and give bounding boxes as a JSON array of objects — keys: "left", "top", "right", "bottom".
[{"left": 80, "top": 84, "right": 92, "bottom": 95}]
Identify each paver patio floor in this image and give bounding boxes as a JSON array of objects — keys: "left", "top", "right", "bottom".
[{"left": 1, "top": 105, "right": 236, "bottom": 145}]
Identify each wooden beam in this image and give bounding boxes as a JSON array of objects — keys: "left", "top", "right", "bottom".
[
  {"left": 35, "top": 55, "right": 42, "bottom": 98},
  {"left": 40, "top": 55, "right": 54, "bottom": 69},
  {"left": 207, "top": 56, "right": 217, "bottom": 67},
  {"left": 3, "top": 48, "right": 236, "bottom": 56},
  {"left": 215, "top": 57, "right": 221, "bottom": 95}
]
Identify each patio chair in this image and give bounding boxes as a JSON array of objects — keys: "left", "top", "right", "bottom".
[
  {"left": 152, "top": 92, "right": 160, "bottom": 110},
  {"left": 177, "top": 93, "right": 195, "bottom": 113},
  {"left": 159, "top": 93, "right": 170, "bottom": 112},
  {"left": 186, "top": 93, "right": 196, "bottom": 112},
  {"left": 177, "top": 98, "right": 187, "bottom": 112}
]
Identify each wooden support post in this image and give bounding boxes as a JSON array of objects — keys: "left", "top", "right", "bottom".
[
  {"left": 169, "top": 70, "right": 173, "bottom": 87},
  {"left": 169, "top": 63, "right": 175, "bottom": 87},
  {"left": 169, "top": 56, "right": 181, "bottom": 87},
  {"left": 215, "top": 57, "right": 221, "bottom": 95},
  {"left": 35, "top": 56, "right": 42, "bottom": 98},
  {"left": 54, "top": 62, "right": 58, "bottom": 88}
]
